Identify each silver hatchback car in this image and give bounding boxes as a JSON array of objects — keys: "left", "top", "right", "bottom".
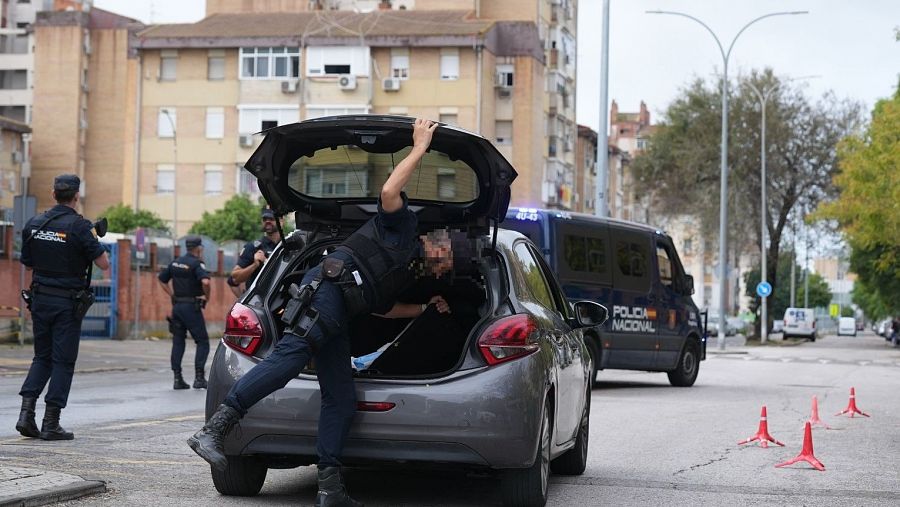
[{"left": 206, "top": 116, "right": 606, "bottom": 507}]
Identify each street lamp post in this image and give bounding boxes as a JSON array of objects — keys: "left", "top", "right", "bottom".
[
  {"left": 160, "top": 108, "right": 178, "bottom": 236},
  {"left": 646, "top": 10, "right": 807, "bottom": 350}
]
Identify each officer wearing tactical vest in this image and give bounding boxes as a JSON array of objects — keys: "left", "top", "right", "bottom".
[
  {"left": 158, "top": 235, "right": 211, "bottom": 390},
  {"left": 188, "top": 118, "right": 449, "bottom": 507},
  {"left": 230, "top": 207, "right": 282, "bottom": 288},
  {"left": 16, "top": 174, "right": 110, "bottom": 441}
]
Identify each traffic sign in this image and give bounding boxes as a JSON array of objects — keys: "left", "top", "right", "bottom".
[{"left": 756, "top": 281, "right": 772, "bottom": 298}]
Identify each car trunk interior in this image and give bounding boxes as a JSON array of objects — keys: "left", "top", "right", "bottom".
[{"left": 265, "top": 236, "right": 491, "bottom": 379}]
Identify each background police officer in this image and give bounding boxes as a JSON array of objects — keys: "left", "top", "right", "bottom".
[
  {"left": 230, "top": 207, "right": 281, "bottom": 287},
  {"left": 188, "top": 118, "right": 442, "bottom": 507},
  {"left": 16, "top": 174, "right": 110, "bottom": 441},
  {"left": 158, "top": 235, "right": 211, "bottom": 390}
]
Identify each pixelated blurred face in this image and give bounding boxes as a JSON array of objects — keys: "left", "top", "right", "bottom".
[
  {"left": 262, "top": 216, "right": 276, "bottom": 234},
  {"left": 422, "top": 231, "right": 453, "bottom": 277}
]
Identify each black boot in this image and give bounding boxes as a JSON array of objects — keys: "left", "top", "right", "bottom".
[
  {"left": 192, "top": 368, "right": 207, "bottom": 389},
  {"left": 39, "top": 405, "right": 74, "bottom": 441},
  {"left": 15, "top": 397, "right": 39, "bottom": 438},
  {"left": 173, "top": 370, "right": 190, "bottom": 390},
  {"left": 315, "top": 466, "right": 364, "bottom": 507},
  {"left": 187, "top": 404, "right": 241, "bottom": 471}
]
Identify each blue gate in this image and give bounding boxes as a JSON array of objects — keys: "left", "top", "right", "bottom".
[{"left": 82, "top": 242, "right": 117, "bottom": 338}]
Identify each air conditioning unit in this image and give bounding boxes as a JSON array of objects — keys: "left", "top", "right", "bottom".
[
  {"left": 494, "top": 73, "right": 508, "bottom": 88},
  {"left": 338, "top": 75, "right": 357, "bottom": 90},
  {"left": 239, "top": 134, "right": 254, "bottom": 147},
  {"left": 281, "top": 80, "right": 298, "bottom": 93},
  {"left": 382, "top": 78, "right": 401, "bottom": 91},
  {"left": 546, "top": 194, "right": 559, "bottom": 205},
  {"left": 497, "top": 88, "right": 512, "bottom": 98}
]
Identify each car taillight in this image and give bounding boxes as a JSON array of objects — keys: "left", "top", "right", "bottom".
[
  {"left": 478, "top": 314, "right": 540, "bottom": 366},
  {"left": 357, "top": 401, "right": 395, "bottom": 412},
  {"left": 812, "top": 320, "right": 816, "bottom": 329},
  {"left": 223, "top": 303, "right": 263, "bottom": 356}
]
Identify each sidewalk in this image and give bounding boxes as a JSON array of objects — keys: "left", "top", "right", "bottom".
[{"left": 0, "top": 466, "right": 105, "bottom": 506}]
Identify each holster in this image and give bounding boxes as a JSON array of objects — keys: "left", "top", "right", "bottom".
[
  {"left": 322, "top": 257, "right": 368, "bottom": 318},
  {"left": 167, "top": 315, "right": 185, "bottom": 334},
  {"left": 72, "top": 289, "right": 95, "bottom": 321},
  {"left": 20, "top": 289, "right": 33, "bottom": 312},
  {"left": 281, "top": 282, "right": 320, "bottom": 338}
]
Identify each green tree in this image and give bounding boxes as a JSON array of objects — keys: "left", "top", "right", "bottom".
[
  {"left": 99, "top": 203, "right": 168, "bottom": 233},
  {"left": 633, "top": 69, "right": 861, "bottom": 325},
  {"left": 189, "top": 194, "right": 265, "bottom": 242},
  {"left": 815, "top": 85, "right": 900, "bottom": 315},
  {"left": 743, "top": 252, "right": 832, "bottom": 334}
]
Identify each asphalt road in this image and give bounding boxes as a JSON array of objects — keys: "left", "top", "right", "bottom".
[{"left": 1, "top": 333, "right": 898, "bottom": 506}]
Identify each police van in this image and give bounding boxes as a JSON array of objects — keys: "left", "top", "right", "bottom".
[{"left": 504, "top": 208, "right": 705, "bottom": 387}]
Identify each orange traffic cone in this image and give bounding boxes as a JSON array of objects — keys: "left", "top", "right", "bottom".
[
  {"left": 738, "top": 406, "right": 784, "bottom": 448},
  {"left": 775, "top": 422, "right": 825, "bottom": 471},
  {"left": 807, "top": 395, "right": 831, "bottom": 429},
  {"left": 835, "top": 387, "right": 870, "bottom": 418}
]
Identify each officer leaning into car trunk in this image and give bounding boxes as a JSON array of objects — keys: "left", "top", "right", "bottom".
[
  {"left": 158, "top": 235, "right": 211, "bottom": 390},
  {"left": 230, "top": 207, "right": 282, "bottom": 288},
  {"left": 16, "top": 174, "right": 110, "bottom": 441},
  {"left": 188, "top": 118, "right": 449, "bottom": 507}
]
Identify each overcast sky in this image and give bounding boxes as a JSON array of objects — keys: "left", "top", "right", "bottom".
[{"left": 94, "top": 0, "right": 899, "bottom": 131}]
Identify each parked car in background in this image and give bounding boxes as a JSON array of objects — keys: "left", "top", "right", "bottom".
[
  {"left": 205, "top": 116, "right": 603, "bottom": 506},
  {"left": 706, "top": 315, "right": 736, "bottom": 337},
  {"left": 727, "top": 317, "right": 749, "bottom": 336},
  {"left": 838, "top": 317, "right": 857, "bottom": 336},
  {"left": 772, "top": 320, "right": 785, "bottom": 333},
  {"left": 503, "top": 207, "right": 705, "bottom": 388},
  {"left": 783, "top": 307, "right": 817, "bottom": 341}
]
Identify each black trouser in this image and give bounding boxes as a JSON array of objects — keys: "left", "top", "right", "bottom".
[
  {"left": 19, "top": 293, "right": 82, "bottom": 408},
  {"left": 171, "top": 302, "right": 210, "bottom": 372}
]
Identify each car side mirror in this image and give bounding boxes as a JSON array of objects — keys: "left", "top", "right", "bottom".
[
  {"left": 574, "top": 301, "right": 608, "bottom": 327},
  {"left": 683, "top": 274, "right": 695, "bottom": 295}
]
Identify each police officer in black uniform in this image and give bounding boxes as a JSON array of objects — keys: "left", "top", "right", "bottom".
[
  {"left": 230, "top": 207, "right": 282, "bottom": 288},
  {"left": 158, "top": 235, "right": 211, "bottom": 390},
  {"left": 189, "top": 118, "right": 448, "bottom": 507},
  {"left": 16, "top": 174, "right": 110, "bottom": 441}
]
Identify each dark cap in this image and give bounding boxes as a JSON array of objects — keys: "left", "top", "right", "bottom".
[
  {"left": 261, "top": 208, "right": 276, "bottom": 220},
  {"left": 53, "top": 174, "right": 80, "bottom": 192},
  {"left": 185, "top": 235, "right": 202, "bottom": 249}
]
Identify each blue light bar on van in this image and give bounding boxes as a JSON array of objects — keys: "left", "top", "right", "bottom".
[{"left": 513, "top": 208, "right": 541, "bottom": 221}]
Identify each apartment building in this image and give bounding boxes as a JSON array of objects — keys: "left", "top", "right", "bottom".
[
  {"left": 124, "top": 0, "right": 577, "bottom": 234},
  {"left": 0, "top": 114, "right": 29, "bottom": 218}
]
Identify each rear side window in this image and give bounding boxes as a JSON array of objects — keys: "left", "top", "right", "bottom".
[
  {"left": 612, "top": 230, "right": 651, "bottom": 293},
  {"left": 556, "top": 221, "right": 611, "bottom": 285},
  {"left": 512, "top": 242, "right": 555, "bottom": 311}
]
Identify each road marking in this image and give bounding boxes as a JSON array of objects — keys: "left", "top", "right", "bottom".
[
  {"left": 859, "top": 361, "right": 870, "bottom": 366},
  {"left": 818, "top": 359, "right": 831, "bottom": 364},
  {"left": 95, "top": 414, "right": 204, "bottom": 431},
  {"left": 780, "top": 358, "right": 793, "bottom": 362}
]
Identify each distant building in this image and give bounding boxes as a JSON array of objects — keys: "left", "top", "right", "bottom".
[
  {"left": 607, "top": 100, "right": 654, "bottom": 223},
  {"left": 574, "top": 123, "right": 629, "bottom": 217},
  {"left": 0, "top": 114, "right": 30, "bottom": 219}
]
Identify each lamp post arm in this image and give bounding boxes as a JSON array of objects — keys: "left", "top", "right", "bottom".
[
  {"left": 647, "top": 10, "right": 726, "bottom": 63},
  {"left": 726, "top": 11, "right": 809, "bottom": 61}
]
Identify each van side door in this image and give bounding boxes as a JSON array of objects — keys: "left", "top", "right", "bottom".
[
  {"left": 607, "top": 229, "right": 656, "bottom": 369},
  {"left": 653, "top": 238, "right": 687, "bottom": 370}
]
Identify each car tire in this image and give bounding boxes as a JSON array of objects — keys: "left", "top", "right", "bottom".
[
  {"left": 501, "top": 401, "right": 551, "bottom": 507},
  {"left": 667, "top": 340, "right": 700, "bottom": 387},
  {"left": 211, "top": 456, "right": 267, "bottom": 496},
  {"left": 810, "top": 334, "right": 816, "bottom": 342},
  {"left": 550, "top": 386, "right": 590, "bottom": 476}
]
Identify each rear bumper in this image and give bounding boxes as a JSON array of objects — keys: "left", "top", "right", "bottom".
[{"left": 207, "top": 343, "right": 547, "bottom": 469}]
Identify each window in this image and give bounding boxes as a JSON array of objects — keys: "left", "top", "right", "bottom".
[
  {"left": 304, "top": 106, "right": 368, "bottom": 120},
  {"left": 158, "top": 108, "right": 176, "bottom": 138},
  {"left": 683, "top": 238, "right": 693, "bottom": 255},
  {"left": 636, "top": 138, "right": 649, "bottom": 150},
  {"left": 159, "top": 50, "right": 177, "bottom": 81},
  {"left": 613, "top": 232, "right": 651, "bottom": 292},
  {"left": 513, "top": 242, "right": 555, "bottom": 310},
  {"left": 241, "top": 47, "right": 300, "bottom": 79},
  {"left": 237, "top": 165, "right": 262, "bottom": 198},
  {"left": 306, "top": 46, "right": 369, "bottom": 76},
  {"left": 208, "top": 53, "right": 225, "bottom": 80},
  {"left": 439, "top": 113, "right": 457, "bottom": 125},
  {"left": 557, "top": 222, "right": 611, "bottom": 285},
  {"left": 204, "top": 165, "right": 224, "bottom": 195},
  {"left": 496, "top": 63, "right": 514, "bottom": 87},
  {"left": 205, "top": 107, "right": 224, "bottom": 139},
  {"left": 238, "top": 106, "right": 299, "bottom": 134},
  {"left": 495, "top": 120, "right": 512, "bottom": 146},
  {"left": 156, "top": 164, "right": 175, "bottom": 194},
  {"left": 440, "top": 48, "right": 459, "bottom": 80},
  {"left": 657, "top": 246, "right": 673, "bottom": 288},
  {"left": 391, "top": 48, "right": 409, "bottom": 80},
  {"left": 304, "top": 168, "right": 368, "bottom": 197},
  {"left": 437, "top": 168, "right": 456, "bottom": 199}
]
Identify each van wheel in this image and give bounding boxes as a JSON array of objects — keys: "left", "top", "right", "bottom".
[
  {"left": 551, "top": 386, "right": 590, "bottom": 476},
  {"left": 501, "top": 401, "right": 551, "bottom": 507},
  {"left": 667, "top": 340, "right": 699, "bottom": 387},
  {"left": 211, "top": 456, "right": 267, "bottom": 496}
]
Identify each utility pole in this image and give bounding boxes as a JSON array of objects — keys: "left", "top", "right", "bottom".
[
  {"left": 595, "top": 0, "right": 610, "bottom": 217},
  {"left": 804, "top": 225, "right": 810, "bottom": 308}
]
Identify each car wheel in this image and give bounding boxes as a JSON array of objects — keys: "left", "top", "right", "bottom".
[
  {"left": 810, "top": 334, "right": 816, "bottom": 342},
  {"left": 586, "top": 338, "right": 601, "bottom": 388},
  {"left": 550, "top": 386, "right": 590, "bottom": 476},
  {"left": 211, "top": 456, "right": 267, "bottom": 496},
  {"left": 667, "top": 340, "right": 700, "bottom": 387},
  {"left": 501, "top": 401, "right": 551, "bottom": 507}
]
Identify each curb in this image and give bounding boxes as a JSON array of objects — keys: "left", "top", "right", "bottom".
[{"left": 0, "top": 469, "right": 106, "bottom": 507}]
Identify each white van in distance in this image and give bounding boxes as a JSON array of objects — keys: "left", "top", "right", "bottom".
[
  {"left": 783, "top": 307, "right": 817, "bottom": 341},
  {"left": 838, "top": 317, "right": 857, "bottom": 337}
]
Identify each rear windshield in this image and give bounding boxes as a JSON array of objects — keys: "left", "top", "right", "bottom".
[{"left": 287, "top": 145, "right": 479, "bottom": 203}]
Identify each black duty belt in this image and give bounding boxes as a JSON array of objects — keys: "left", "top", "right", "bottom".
[
  {"left": 32, "top": 284, "right": 79, "bottom": 299},
  {"left": 172, "top": 296, "right": 200, "bottom": 304}
]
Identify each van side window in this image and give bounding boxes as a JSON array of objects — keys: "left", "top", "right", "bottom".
[
  {"left": 613, "top": 232, "right": 651, "bottom": 293},
  {"left": 513, "top": 242, "right": 555, "bottom": 311},
  {"left": 556, "top": 222, "right": 611, "bottom": 285},
  {"left": 656, "top": 246, "right": 674, "bottom": 288}
]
